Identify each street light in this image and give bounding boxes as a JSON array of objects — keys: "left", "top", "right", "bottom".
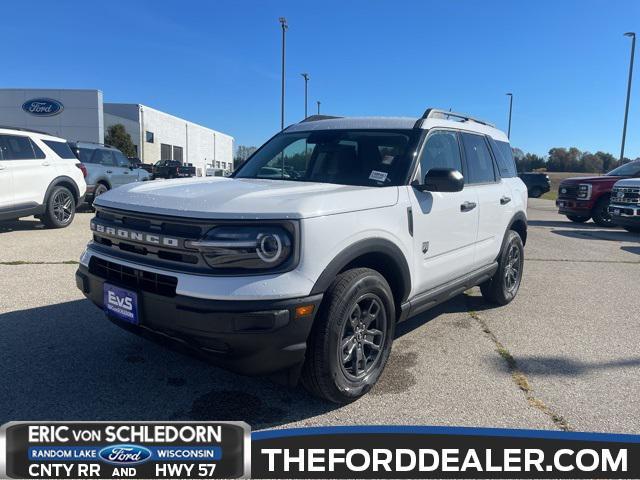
[
  {"left": 279, "top": 17, "right": 288, "bottom": 130},
  {"left": 620, "top": 32, "right": 636, "bottom": 161},
  {"left": 317, "top": 100, "right": 321, "bottom": 115},
  {"left": 506, "top": 93, "right": 513, "bottom": 139},
  {"left": 301, "top": 73, "right": 309, "bottom": 119}
]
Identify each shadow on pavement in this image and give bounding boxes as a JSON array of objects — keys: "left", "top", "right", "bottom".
[
  {"left": 0, "top": 219, "right": 46, "bottom": 233},
  {"left": 527, "top": 220, "right": 604, "bottom": 230},
  {"left": 621, "top": 246, "right": 640, "bottom": 256},
  {"left": 0, "top": 300, "right": 339, "bottom": 429},
  {"left": 551, "top": 229, "right": 638, "bottom": 243},
  {"left": 489, "top": 354, "right": 640, "bottom": 377}
]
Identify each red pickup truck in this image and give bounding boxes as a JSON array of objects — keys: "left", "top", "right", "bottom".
[{"left": 556, "top": 160, "right": 640, "bottom": 227}]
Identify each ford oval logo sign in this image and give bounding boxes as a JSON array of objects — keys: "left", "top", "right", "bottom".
[
  {"left": 98, "top": 444, "right": 152, "bottom": 465},
  {"left": 22, "top": 98, "right": 64, "bottom": 117}
]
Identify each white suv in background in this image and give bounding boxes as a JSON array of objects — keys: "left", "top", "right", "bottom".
[{"left": 0, "top": 126, "right": 87, "bottom": 228}]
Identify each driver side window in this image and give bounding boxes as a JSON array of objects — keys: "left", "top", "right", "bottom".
[{"left": 418, "top": 130, "right": 462, "bottom": 181}]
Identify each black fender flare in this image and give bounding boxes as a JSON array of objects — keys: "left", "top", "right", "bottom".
[
  {"left": 310, "top": 237, "right": 412, "bottom": 303},
  {"left": 44, "top": 176, "right": 81, "bottom": 206}
]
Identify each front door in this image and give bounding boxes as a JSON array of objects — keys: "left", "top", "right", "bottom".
[
  {"left": 408, "top": 129, "right": 479, "bottom": 293},
  {"left": 0, "top": 145, "right": 14, "bottom": 210}
]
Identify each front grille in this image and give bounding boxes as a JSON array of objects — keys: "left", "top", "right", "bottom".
[
  {"left": 558, "top": 184, "right": 578, "bottom": 198},
  {"left": 89, "top": 257, "right": 178, "bottom": 297},
  {"left": 612, "top": 186, "right": 640, "bottom": 205}
]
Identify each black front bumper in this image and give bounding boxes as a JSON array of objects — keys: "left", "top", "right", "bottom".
[{"left": 76, "top": 264, "right": 323, "bottom": 380}]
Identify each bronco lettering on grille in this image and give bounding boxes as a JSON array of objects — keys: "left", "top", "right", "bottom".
[{"left": 91, "top": 222, "right": 180, "bottom": 248}]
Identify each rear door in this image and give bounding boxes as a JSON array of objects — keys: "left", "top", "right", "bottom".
[
  {"left": 460, "top": 132, "right": 514, "bottom": 269},
  {"left": 90, "top": 149, "right": 121, "bottom": 186},
  {"left": 113, "top": 150, "right": 136, "bottom": 184},
  {"left": 408, "top": 129, "right": 479, "bottom": 292},
  {"left": 0, "top": 141, "right": 14, "bottom": 210},
  {"left": 0, "top": 134, "right": 52, "bottom": 207}
]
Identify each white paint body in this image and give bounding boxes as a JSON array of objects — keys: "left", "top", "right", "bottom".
[{"left": 85, "top": 116, "right": 527, "bottom": 302}]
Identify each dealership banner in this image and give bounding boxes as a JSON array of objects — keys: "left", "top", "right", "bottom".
[{"left": 2, "top": 423, "right": 640, "bottom": 479}]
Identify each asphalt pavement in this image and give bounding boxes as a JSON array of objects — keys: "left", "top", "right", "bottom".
[{"left": 0, "top": 199, "right": 638, "bottom": 433}]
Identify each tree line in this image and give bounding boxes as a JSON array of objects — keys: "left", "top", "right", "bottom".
[{"left": 513, "top": 147, "right": 637, "bottom": 174}]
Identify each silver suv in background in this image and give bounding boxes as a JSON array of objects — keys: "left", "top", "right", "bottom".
[{"left": 69, "top": 142, "right": 151, "bottom": 204}]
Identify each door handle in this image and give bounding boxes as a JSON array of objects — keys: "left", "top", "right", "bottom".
[
  {"left": 123, "top": 170, "right": 130, "bottom": 174},
  {"left": 500, "top": 196, "right": 511, "bottom": 205},
  {"left": 41, "top": 161, "right": 51, "bottom": 166},
  {"left": 106, "top": 170, "right": 113, "bottom": 174},
  {"left": 0, "top": 165, "right": 6, "bottom": 170},
  {"left": 460, "top": 201, "right": 477, "bottom": 212}
]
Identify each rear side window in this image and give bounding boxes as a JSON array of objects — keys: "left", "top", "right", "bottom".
[
  {"left": 43, "top": 140, "right": 76, "bottom": 159},
  {"left": 0, "top": 134, "right": 43, "bottom": 160},
  {"left": 91, "top": 149, "right": 116, "bottom": 166},
  {"left": 77, "top": 148, "right": 95, "bottom": 163},
  {"left": 461, "top": 133, "right": 497, "bottom": 184},
  {"left": 491, "top": 139, "right": 517, "bottom": 178}
]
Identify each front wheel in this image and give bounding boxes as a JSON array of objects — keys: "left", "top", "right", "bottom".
[
  {"left": 41, "top": 186, "right": 76, "bottom": 229},
  {"left": 481, "top": 230, "right": 524, "bottom": 306},
  {"left": 301, "top": 268, "right": 395, "bottom": 403},
  {"left": 529, "top": 187, "right": 542, "bottom": 198},
  {"left": 591, "top": 196, "right": 613, "bottom": 227}
]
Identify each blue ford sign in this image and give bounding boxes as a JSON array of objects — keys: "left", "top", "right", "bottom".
[
  {"left": 21, "top": 98, "right": 64, "bottom": 116},
  {"left": 98, "top": 444, "right": 152, "bottom": 465}
]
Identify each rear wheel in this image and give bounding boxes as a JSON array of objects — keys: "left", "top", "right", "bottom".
[
  {"left": 481, "top": 230, "right": 524, "bottom": 306},
  {"left": 41, "top": 186, "right": 75, "bottom": 229},
  {"left": 566, "top": 215, "right": 590, "bottom": 223},
  {"left": 624, "top": 226, "right": 640, "bottom": 233},
  {"left": 301, "top": 268, "right": 395, "bottom": 403},
  {"left": 529, "top": 187, "right": 542, "bottom": 198},
  {"left": 591, "top": 196, "right": 613, "bottom": 227}
]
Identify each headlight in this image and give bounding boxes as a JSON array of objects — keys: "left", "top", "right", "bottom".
[
  {"left": 577, "top": 184, "right": 592, "bottom": 199},
  {"left": 186, "top": 225, "right": 294, "bottom": 271}
]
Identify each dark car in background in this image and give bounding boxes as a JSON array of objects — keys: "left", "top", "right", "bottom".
[
  {"left": 556, "top": 160, "right": 640, "bottom": 227},
  {"left": 128, "top": 157, "right": 154, "bottom": 174},
  {"left": 518, "top": 172, "right": 550, "bottom": 198},
  {"left": 152, "top": 160, "right": 196, "bottom": 179}
]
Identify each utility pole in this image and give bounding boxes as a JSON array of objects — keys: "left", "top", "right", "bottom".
[
  {"left": 301, "top": 73, "right": 309, "bottom": 119},
  {"left": 621, "top": 32, "right": 636, "bottom": 161},
  {"left": 279, "top": 17, "right": 288, "bottom": 130},
  {"left": 317, "top": 100, "right": 321, "bottom": 115},
  {"left": 506, "top": 93, "right": 513, "bottom": 139}
]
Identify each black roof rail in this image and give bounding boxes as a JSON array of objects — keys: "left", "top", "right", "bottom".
[
  {"left": 416, "top": 108, "right": 495, "bottom": 128},
  {"left": 0, "top": 125, "right": 55, "bottom": 135},
  {"left": 299, "top": 115, "right": 343, "bottom": 123},
  {"left": 70, "top": 140, "right": 116, "bottom": 149}
]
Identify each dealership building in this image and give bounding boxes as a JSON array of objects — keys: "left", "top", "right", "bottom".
[{"left": 0, "top": 88, "right": 234, "bottom": 176}]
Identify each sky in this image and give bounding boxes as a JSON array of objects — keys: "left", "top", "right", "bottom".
[{"left": 3, "top": 0, "right": 639, "bottom": 158}]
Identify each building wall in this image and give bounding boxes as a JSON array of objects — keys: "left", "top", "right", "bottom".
[{"left": 0, "top": 88, "right": 103, "bottom": 142}]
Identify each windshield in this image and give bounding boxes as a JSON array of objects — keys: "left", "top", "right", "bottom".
[
  {"left": 606, "top": 161, "right": 640, "bottom": 176},
  {"left": 234, "top": 129, "right": 418, "bottom": 187}
]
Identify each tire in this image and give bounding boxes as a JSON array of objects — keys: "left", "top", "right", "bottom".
[
  {"left": 624, "top": 226, "right": 640, "bottom": 233},
  {"left": 480, "top": 230, "right": 524, "bottom": 306},
  {"left": 529, "top": 187, "right": 542, "bottom": 198},
  {"left": 41, "top": 186, "right": 76, "bottom": 229},
  {"left": 591, "top": 196, "right": 614, "bottom": 227},
  {"left": 566, "top": 215, "right": 590, "bottom": 223},
  {"left": 301, "top": 268, "right": 396, "bottom": 403},
  {"left": 94, "top": 183, "right": 109, "bottom": 199}
]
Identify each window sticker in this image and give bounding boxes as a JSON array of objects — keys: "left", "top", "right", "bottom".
[{"left": 369, "top": 170, "right": 388, "bottom": 182}]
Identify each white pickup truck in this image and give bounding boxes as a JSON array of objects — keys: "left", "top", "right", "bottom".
[{"left": 76, "top": 109, "right": 528, "bottom": 402}]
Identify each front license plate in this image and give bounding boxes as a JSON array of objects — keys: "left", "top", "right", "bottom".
[{"left": 104, "top": 283, "right": 139, "bottom": 325}]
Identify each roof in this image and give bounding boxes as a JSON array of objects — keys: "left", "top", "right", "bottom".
[
  {"left": 285, "top": 114, "right": 509, "bottom": 142},
  {"left": 0, "top": 125, "right": 67, "bottom": 141}
]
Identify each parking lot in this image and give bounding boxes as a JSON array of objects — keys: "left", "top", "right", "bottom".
[{"left": 1, "top": 198, "right": 638, "bottom": 433}]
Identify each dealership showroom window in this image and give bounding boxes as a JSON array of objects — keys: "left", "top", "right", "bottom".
[{"left": 1, "top": 1, "right": 639, "bottom": 479}]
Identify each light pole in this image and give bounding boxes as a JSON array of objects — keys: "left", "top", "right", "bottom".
[
  {"left": 317, "top": 100, "right": 321, "bottom": 115},
  {"left": 279, "top": 17, "right": 288, "bottom": 130},
  {"left": 301, "top": 73, "right": 309, "bottom": 118},
  {"left": 506, "top": 93, "right": 513, "bottom": 139},
  {"left": 620, "top": 32, "right": 636, "bottom": 161}
]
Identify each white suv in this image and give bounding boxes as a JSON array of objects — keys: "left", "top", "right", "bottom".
[
  {"left": 0, "top": 127, "right": 87, "bottom": 228},
  {"left": 76, "top": 109, "right": 527, "bottom": 402}
]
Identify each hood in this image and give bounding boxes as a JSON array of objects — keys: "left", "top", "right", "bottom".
[
  {"left": 560, "top": 175, "right": 622, "bottom": 184},
  {"left": 613, "top": 178, "right": 640, "bottom": 188},
  {"left": 93, "top": 177, "right": 399, "bottom": 219}
]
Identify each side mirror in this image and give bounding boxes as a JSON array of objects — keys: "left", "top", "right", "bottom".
[{"left": 416, "top": 168, "right": 464, "bottom": 192}]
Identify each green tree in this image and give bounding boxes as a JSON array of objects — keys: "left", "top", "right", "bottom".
[{"left": 105, "top": 124, "right": 137, "bottom": 158}]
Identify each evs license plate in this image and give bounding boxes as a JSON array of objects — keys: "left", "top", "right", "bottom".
[{"left": 104, "top": 283, "right": 139, "bottom": 324}]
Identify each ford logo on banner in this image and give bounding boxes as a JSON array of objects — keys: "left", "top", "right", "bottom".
[
  {"left": 21, "top": 98, "right": 64, "bottom": 116},
  {"left": 98, "top": 444, "right": 152, "bottom": 465}
]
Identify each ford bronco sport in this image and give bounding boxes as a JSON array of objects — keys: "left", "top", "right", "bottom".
[{"left": 76, "top": 109, "right": 528, "bottom": 403}]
